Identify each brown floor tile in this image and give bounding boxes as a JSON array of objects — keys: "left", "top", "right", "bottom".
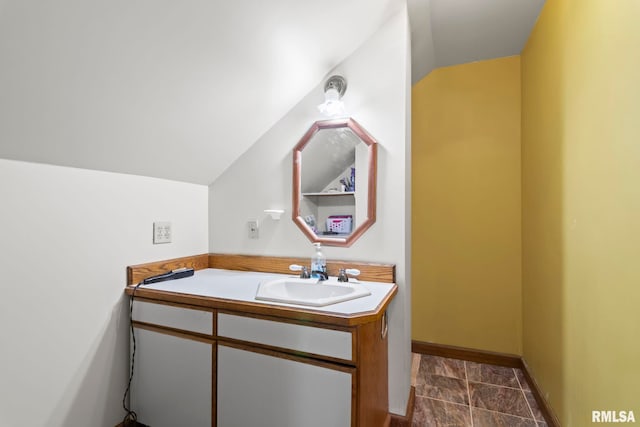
[
  {"left": 472, "top": 408, "right": 537, "bottom": 427},
  {"left": 524, "top": 390, "right": 545, "bottom": 421},
  {"left": 515, "top": 368, "right": 532, "bottom": 391},
  {"left": 416, "top": 374, "right": 469, "bottom": 405},
  {"left": 469, "top": 382, "right": 531, "bottom": 418},
  {"left": 418, "top": 355, "right": 466, "bottom": 380},
  {"left": 413, "top": 396, "right": 471, "bottom": 427},
  {"left": 412, "top": 356, "right": 551, "bottom": 427},
  {"left": 466, "top": 361, "right": 519, "bottom": 388}
]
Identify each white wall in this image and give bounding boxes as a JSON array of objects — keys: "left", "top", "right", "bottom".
[
  {"left": 0, "top": 159, "right": 208, "bottom": 427},
  {"left": 209, "top": 7, "right": 412, "bottom": 415}
]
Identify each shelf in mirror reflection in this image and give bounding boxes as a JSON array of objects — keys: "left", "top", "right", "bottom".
[{"left": 302, "top": 191, "right": 355, "bottom": 196}]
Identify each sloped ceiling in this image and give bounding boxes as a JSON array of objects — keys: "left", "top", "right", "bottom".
[
  {"left": 0, "top": 0, "right": 403, "bottom": 184},
  {"left": 0, "top": 0, "right": 544, "bottom": 185},
  {"left": 409, "top": 0, "right": 545, "bottom": 84}
]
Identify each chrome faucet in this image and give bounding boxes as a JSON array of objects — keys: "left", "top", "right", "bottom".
[
  {"left": 289, "top": 264, "right": 356, "bottom": 282},
  {"left": 299, "top": 266, "right": 310, "bottom": 279},
  {"left": 311, "top": 270, "right": 328, "bottom": 281}
]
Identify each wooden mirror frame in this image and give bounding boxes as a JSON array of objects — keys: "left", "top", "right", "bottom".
[{"left": 292, "top": 118, "right": 378, "bottom": 247}]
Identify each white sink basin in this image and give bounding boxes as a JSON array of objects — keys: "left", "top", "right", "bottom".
[{"left": 255, "top": 278, "right": 371, "bottom": 307}]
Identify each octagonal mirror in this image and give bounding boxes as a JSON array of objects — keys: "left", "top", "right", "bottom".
[{"left": 292, "top": 118, "right": 377, "bottom": 247}]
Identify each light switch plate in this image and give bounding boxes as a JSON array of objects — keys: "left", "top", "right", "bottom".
[
  {"left": 153, "top": 221, "right": 172, "bottom": 244},
  {"left": 248, "top": 220, "right": 259, "bottom": 239}
]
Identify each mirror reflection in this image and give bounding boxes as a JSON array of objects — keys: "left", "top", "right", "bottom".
[
  {"left": 292, "top": 118, "right": 377, "bottom": 247},
  {"left": 300, "top": 128, "right": 369, "bottom": 236}
]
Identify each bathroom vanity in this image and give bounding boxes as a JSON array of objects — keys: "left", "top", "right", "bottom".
[{"left": 125, "top": 254, "right": 397, "bottom": 427}]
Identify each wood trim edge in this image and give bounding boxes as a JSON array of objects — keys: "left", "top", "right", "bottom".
[
  {"left": 412, "top": 340, "right": 560, "bottom": 427},
  {"left": 217, "top": 335, "right": 356, "bottom": 368},
  {"left": 521, "top": 358, "right": 562, "bottom": 427},
  {"left": 127, "top": 254, "right": 209, "bottom": 285},
  {"left": 411, "top": 340, "right": 521, "bottom": 368},
  {"left": 132, "top": 321, "right": 215, "bottom": 344},
  {"left": 126, "top": 285, "right": 395, "bottom": 327},
  {"left": 218, "top": 340, "right": 356, "bottom": 374},
  {"left": 208, "top": 253, "right": 395, "bottom": 283},
  {"left": 389, "top": 386, "right": 415, "bottom": 427},
  {"left": 127, "top": 253, "right": 395, "bottom": 284}
]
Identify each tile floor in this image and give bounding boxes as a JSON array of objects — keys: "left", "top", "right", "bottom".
[{"left": 411, "top": 353, "right": 548, "bottom": 427}]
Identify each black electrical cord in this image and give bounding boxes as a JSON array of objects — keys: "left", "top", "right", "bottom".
[
  {"left": 122, "top": 282, "right": 143, "bottom": 426},
  {"left": 120, "top": 268, "right": 192, "bottom": 426}
]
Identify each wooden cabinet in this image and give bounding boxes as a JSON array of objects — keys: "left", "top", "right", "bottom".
[{"left": 130, "top": 297, "right": 390, "bottom": 426}]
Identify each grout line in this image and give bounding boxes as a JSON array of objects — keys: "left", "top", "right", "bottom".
[
  {"left": 515, "top": 367, "right": 538, "bottom": 421},
  {"left": 514, "top": 367, "right": 523, "bottom": 390},
  {"left": 465, "top": 360, "right": 522, "bottom": 390},
  {"left": 467, "top": 379, "right": 522, "bottom": 390},
  {"left": 418, "top": 395, "right": 471, "bottom": 409},
  {"left": 473, "top": 406, "right": 538, "bottom": 422},
  {"left": 464, "top": 361, "right": 474, "bottom": 427},
  {"left": 413, "top": 385, "right": 470, "bottom": 406}
]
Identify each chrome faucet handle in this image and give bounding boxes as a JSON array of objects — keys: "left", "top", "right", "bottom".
[
  {"left": 289, "top": 264, "right": 311, "bottom": 279},
  {"left": 338, "top": 268, "right": 361, "bottom": 283},
  {"left": 289, "top": 264, "right": 303, "bottom": 272}
]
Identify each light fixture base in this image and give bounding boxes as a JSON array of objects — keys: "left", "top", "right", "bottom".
[{"left": 324, "top": 75, "right": 347, "bottom": 98}]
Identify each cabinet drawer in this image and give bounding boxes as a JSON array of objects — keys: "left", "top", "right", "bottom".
[
  {"left": 217, "top": 313, "right": 352, "bottom": 361},
  {"left": 133, "top": 301, "right": 213, "bottom": 335}
]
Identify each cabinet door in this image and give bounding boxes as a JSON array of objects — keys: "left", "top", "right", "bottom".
[
  {"left": 131, "top": 328, "right": 212, "bottom": 427},
  {"left": 217, "top": 344, "right": 353, "bottom": 427}
]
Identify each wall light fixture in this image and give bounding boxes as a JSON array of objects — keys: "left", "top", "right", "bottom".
[{"left": 318, "top": 75, "right": 347, "bottom": 116}]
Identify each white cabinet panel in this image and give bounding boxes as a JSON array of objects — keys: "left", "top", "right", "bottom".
[
  {"left": 217, "top": 345, "right": 352, "bottom": 427},
  {"left": 218, "top": 313, "right": 352, "bottom": 361},
  {"left": 132, "top": 300, "right": 212, "bottom": 334},
  {"left": 131, "top": 328, "right": 212, "bottom": 427}
]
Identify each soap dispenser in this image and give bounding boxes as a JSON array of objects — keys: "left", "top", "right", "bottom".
[{"left": 310, "top": 243, "right": 327, "bottom": 280}]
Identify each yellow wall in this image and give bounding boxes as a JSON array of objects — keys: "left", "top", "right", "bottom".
[
  {"left": 522, "top": 0, "right": 640, "bottom": 424},
  {"left": 412, "top": 57, "right": 522, "bottom": 354}
]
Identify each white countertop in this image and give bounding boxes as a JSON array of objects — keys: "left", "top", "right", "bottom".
[{"left": 138, "top": 268, "right": 396, "bottom": 315}]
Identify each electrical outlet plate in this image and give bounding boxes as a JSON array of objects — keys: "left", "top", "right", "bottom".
[
  {"left": 248, "top": 220, "right": 259, "bottom": 239},
  {"left": 153, "top": 221, "right": 172, "bottom": 244}
]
